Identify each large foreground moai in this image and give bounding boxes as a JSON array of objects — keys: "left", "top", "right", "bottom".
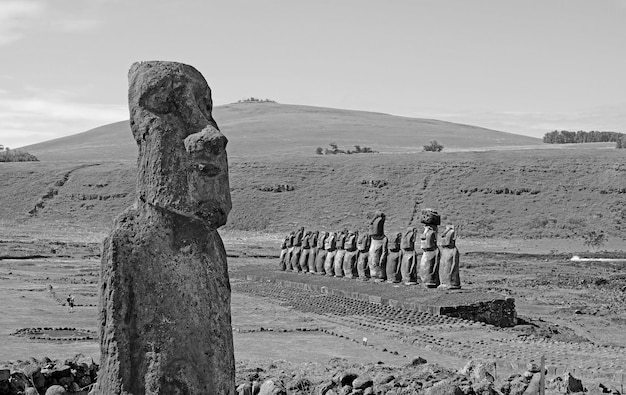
[{"left": 95, "top": 62, "right": 235, "bottom": 394}]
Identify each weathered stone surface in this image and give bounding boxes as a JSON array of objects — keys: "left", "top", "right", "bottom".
[
  {"left": 368, "top": 212, "right": 388, "bottom": 281},
  {"left": 24, "top": 387, "right": 39, "bottom": 395},
  {"left": 352, "top": 376, "right": 373, "bottom": 390},
  {"left": 425, "top": 380, "right": 463, "bottom": 395},
  {"left": 419, "top": 224, "right": 440, "bottom": 288},
  {"left": 94, "top": 61, "right": 235, "bottom": 394},
  {"left": 439, "top": 225, "right": 461, "bottom": 289},
  {"left": 342, "top": 231, "right": 358, "bottom": 278},
  {"left": 45, "top": 385, "right": 68, "bottom": 395},
  {"left": 258, "top": 379, "right": 287, "bottom": 395},
  {"left": 356, "top": 232, "right": 370, "bottom": 280},
  {"left": 315, "top": 232, "right": 328, "bottom": 274},
  {"left": 324, "top": 232, "right": 337, "bottom": 276},
  {"left": 386, "top": 232, "right": 402, "bottom": 283}
]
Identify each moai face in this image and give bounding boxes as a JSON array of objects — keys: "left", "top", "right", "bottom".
[{"left": 128, "top": 61, "right": 231, "bottom": 229}]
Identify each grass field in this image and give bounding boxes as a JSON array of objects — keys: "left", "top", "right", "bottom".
[{"left": 1, "top": 147, "right": 625, "bottom": 242}]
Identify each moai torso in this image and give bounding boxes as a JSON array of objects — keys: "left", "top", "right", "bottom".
[{"left": 96, "top": 61, "right": 235, "bottom": 395}]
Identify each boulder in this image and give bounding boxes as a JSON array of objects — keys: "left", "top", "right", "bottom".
[
  {"left": 352, "top": 376, "right": 373, "bottom": 390},
  {"left": 45, "top": 385, "right": 68, "bottom": 395},
  {"left": 237, "top": 382, "right": 253, "bottom": 395},
  {"left": 258, "top": 379, "right": 287, "bottom": 395},
  {"left": 24, "top": 387, "right": 39, "bottom": 395},
  {"left": 426, "top": 380, "right": 464, "bottom": 395}
]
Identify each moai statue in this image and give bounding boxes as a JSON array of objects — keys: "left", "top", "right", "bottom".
[
  {"left": 385, "top": 232, "right": 402, "bottom": 283},
  {"left": 401, "top": 227, "right": 418, "bottom": 285},
  {"left": 356, "top": 230, "right": 371, "bottom": 280},
  {"left": 438, "top": 225, "right": 461, "bottom": 289},
  {"left": 314, "top": 231, "right": 328, "bottom": 274},
  {"left": 342, "top": 230, "right": 359, "bottom": 279},
  {"left": 95, "top": 61, "right": 235, "bottom": 395},
  {"left": 290, "top": 226, "right": 305, "bottom": 272},
  {"left": 368, "top": 211, "right": 388, "bottom": 282},
  {"left": 323, "top": 232, "right": 337, "bottom": 276},
  {"left": 278, "top": 235, "right": 289, "bottom": 271},
  {"left": 418, "top": 208, "right": 441, "bottom": 288},
  {"left": 285, "top": 231, "right": 295, "bottom": 271},
  {"left": 308, "top": 231, "right": 319, "bottom": 273},
  {"left": 299, "top": 231, "right": 312, "bottom": 273},
  {"left": 333, "top": 230, "right": 348, "bottom": 277}
]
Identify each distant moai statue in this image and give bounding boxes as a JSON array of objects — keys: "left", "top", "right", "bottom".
[
  {"left": 290, "top": 226, "right": 305, "bottom": 272},
  {"left": 314, "top": 231, "right": 328, "bottom": 274},
  {"left": 299, "top": 231, "right": 312, "bottom": 273},
  {"left": 342, "top": 230, "right": 359, "bottom": 279},
  {"left": 333, "top": 230, "right": 348, "bottom": 277},
  {"left": 308, "top": 231, "right": 319, "bottom": 273},
  {"left": 323, "top": 232, "right": 337, "bottom": 276},
  {"left": 285, "top": 231, "right": 295, "bottom": 271},
  {"left": 368, "top": 211, "right": 388, "bottom": 282},
  {"left": 401, "top": 227, "right": 418, "bottom": 285},
  {"left": 95, "top": 61, "right": 235, "bottom": 394},
  {"left": 279, "top": 235, "right": 289, "bottom": 271},
  {"left": 419, "top": 208, "right": 441, "bottom": 288},
  {"left": 356, "top": 231, "right": 371, "bottom": 280},
  {"left": 385, "top": 232, "right": 402, "bottom": 283},
  {"left": 438, "top": 225, "right": 461, "bottom": 289}
]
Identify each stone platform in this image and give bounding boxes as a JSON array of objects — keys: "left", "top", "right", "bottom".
[{"left": 242, "top": 270, "right": 516, "bottom": 327}]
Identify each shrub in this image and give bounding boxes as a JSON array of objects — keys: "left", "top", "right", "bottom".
[
  {"left": 423, "top": 140, "right": 444, "bottom": 152},
  {"left": 315, "top": 147, "right": 323, "bottom": 155},
  {"left": 582, "top": 230, "right": 606, "bottom": 251},
  {"left": 0, "top": 149, "right": 39, "bottom": 162}
]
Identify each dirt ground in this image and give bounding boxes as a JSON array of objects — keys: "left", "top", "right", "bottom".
[{"left": 1, "top": 231, "right": 625, "bottom": 388}]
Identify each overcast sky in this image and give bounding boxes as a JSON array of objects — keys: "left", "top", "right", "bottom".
[{"left": 1, "top": 0, "right": 625, "bottom": 148}]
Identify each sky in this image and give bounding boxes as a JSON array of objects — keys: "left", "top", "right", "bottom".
[{"left": 0, "top": 0, "right": 625, "bottom": 148}]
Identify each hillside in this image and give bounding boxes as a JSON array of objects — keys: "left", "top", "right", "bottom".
[
  {"left": 1, "top": 149, "right": 624, "bottom": 242},
  {"left": 22, "top": 102, "right": 542, "bottom": 161}
]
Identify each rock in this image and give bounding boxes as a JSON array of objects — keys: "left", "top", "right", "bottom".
[
  {"left": 0, "top": 369, "right": 9, "bottom": 381},
  {"left": 45, "top": 385, "right": 68, "bottom": 395},
  {"left": 426, "top": 380, "right": 464, "bottom": 395},
  {"left": 410, "top": 357, "right": 428, "bottom": 366},
  {"left": 522, "top": 373, "right": 542, "bottom": 395},
  {"left": 526, "top": 362, "right": 541, "bottom": 373},
  {"left": 363, "top": 387, "right": 374, "bottom": 395},
  {"left": 339, "top": 372, "right": 358, "bottom": 387},
  {"left": 9, "top": 371, "right": 30, "bottom": 392},
  {"left": 376, "top": 374, "right": 395, "bottom": 385},
  {"left": 24, "top": 365, "right": 45, "bottom": 389},
  {"left": 460, "top": 360, "right": 495, "bottom": 383},
  {"left": 352, "top": 376, "right": 374, "bottom": 390},
  {"left": 237, "top": 382, "right": 253, "bottom": 395},
  {"left": 93, "top": 61, "right": 235, "bottom": 395},
  {"left": 259, "top": 379, "right": 287, "bottom": 395},
  {"left": 288, "top": 377, "right": 313, "bottom": 393},
  {"left": 338, "top": 385, "right": 352, "bottom": 395},
  {"left": 24, "top": 388, "right": 39, "bottom": 395},
  {"left": 473, "top": 378, "right": 498, "bottom": 395},
  {"left": 315, "top": 380, "right": 337, "bottom": 395},
  {"left": 507, "top": 377, "right": 530, "bottom": 395},
  {"left": 560, "top": 372, "right": 584, "bottom": 394}
]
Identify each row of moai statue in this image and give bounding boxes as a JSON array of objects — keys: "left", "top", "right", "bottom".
[{"left": 278, "top": 209, "right": 461, "bottom": 289}]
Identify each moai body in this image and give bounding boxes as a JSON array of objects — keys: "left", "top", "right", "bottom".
[
  {"left": 333, "top": 231, "right": 347, "bottom": 277},
  {"left": 299, "top": 231, "right": 312, "bottom": 273},
  {"left": 438, "top": 225, "right": 461, "bottom": 289},
  {"left": 285, "top": 232, "right": 295, "bottom": 271},
  {"left": 279, "top": 235, "right": 288, "bottom": 271},
  {"left": 95, "top": 61, "right": 235, "bottom": 395},
  {"left": 308, "top": 231, "right": 319, "bottom": 273},
  {"left": 323, "top": 232, "right": 337, "bottom": 276},
  {"left": 290, "top": 227, "right": 305, "bottom": 272},
  {"left": 356, "top": 232, "right": 371, "bottom": 280},
  {"left": 401, "top": 227, "right": 417, "bottom": 285},
  {"left": 314, "top": 232, "right": 328, "bottom": 274},
  {"left": 368, "top": 212, "right": 388, "bottom": 282},
  {"left": 385, "top": 232, "right": 402, "bottom": 283},
  {"left": 342, "top": 231, "right": 359, "bottom": 279},
  {"left": 419, "top": 209, "right": 441, "bottom": 288}
]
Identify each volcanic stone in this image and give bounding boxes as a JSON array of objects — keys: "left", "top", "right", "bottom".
[{"left": 93, "top": 61, "right": 235, "bottom": 394}]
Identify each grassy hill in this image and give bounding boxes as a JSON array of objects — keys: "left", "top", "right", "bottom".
[
  {"left": 1, "top": 148, "right": 624, "bottom": 242},
  {"left": 22, "top": 102, "right": 542, "bottom": 162}
]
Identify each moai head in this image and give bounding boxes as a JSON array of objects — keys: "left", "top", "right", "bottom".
[
  {"left": 128, "top": 61, "right": 231, "bottom": 229},
  {"left": 369, "top": 211, "right": 386, "bottom": 236},
  {"left": 420, "top": 208, "right": 440, "bottom": 229},
  {"left": 391, "top": 232, "right": 402, "bottom": 251}
]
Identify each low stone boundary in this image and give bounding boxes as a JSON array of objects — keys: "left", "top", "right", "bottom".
[{"left": 243, "top": 274, "right": 516, "bottom": 327}]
